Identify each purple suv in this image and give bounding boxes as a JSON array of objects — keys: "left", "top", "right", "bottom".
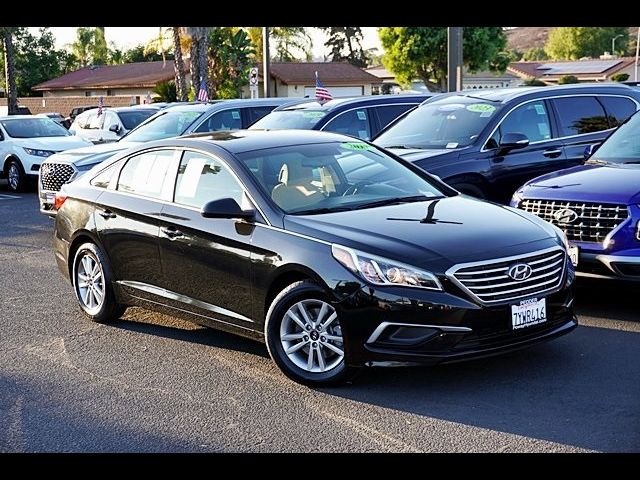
[{"left": 511, "top": 111, "right": 640, "bottom": 281}]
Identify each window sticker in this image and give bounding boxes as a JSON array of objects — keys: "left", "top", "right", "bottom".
[
  {"left": 537, "top": 123, "right": 550, "bottom": 139},
  {"left": 303, "top": 111, "right": 326, "bottom": 118},
  {"left": 356, "top": 110, "right": 367, "bottom": 120},
  {"left": 445, "top": 142, "right": 459, "bottom": 149},
  {"left": 340, "top": 142, "right": 371, "bottom": 151},
  {"left": 534, "top": 104, "right": 546, "bottom": 115},
  {"left": 466, "top": 104, "right": 496, "bottom": 114},
  {"left": 231, "top": 110, "right": 241, "bottom": 120},
  {"left": 358, "top": 130, "right": 369, "bottom": 139},
  {"left": 177, "top": 157, "right": 207, "bottom": 198}
]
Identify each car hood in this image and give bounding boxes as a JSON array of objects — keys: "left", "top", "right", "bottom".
[
  {"left": 16, "top": 136, "right": 91, "bottom": 152},
  {"left": 284, "top": 196, "right": 558, "bottom": 269},
  {"left": 44, "top": 141, "right": 138, "bottom": 168},
  {"left": 519, "top": 164, "right": 640, "bottom": 205}
]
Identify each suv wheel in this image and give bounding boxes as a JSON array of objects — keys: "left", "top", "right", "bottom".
[
  {"left": 265, "top": 280, "right": 355, "bottom": 386},
  {"left": 6, "top": 159, "right": 26, "bottom": 192}
]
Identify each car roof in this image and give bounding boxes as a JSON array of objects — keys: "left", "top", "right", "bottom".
[
  {"left": 424, "top": 83, "right": 640, "bottom": 105},
  {"left": 0, "top": 115, "right": 42, "bottom": 120},
  {"left": 154, "top": 129, "right": 360, "bottom": 154},
  {"left": 273, "top": 94, "right": 432, "bottom": 112},
  {"left": 199, "top": 97, "right": 296, "bottom": 112},
  {"left": 107, "top": 106, "right": 161, "bottom": 113}
]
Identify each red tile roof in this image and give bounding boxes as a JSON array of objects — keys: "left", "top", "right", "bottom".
[
  {"left": 259, "top": 62, "right": 378, "bottom": 85},
  {"left": 33, "top": 61, "right": 177, "bottom": 91}
]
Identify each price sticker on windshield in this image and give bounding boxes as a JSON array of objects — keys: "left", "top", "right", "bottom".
[
  {"left": 340, "top": 142, "right": 371, "bottom": 151},
  {"left": 466, "top": 104, "right": 496, "bottom": 114}
]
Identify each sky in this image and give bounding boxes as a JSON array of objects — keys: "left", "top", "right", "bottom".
[{"left": 30, "top": 27, "right": 383, "bottom": 59}]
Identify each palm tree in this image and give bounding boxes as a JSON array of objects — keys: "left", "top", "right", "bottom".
[
  {"left": 244, "top": 27, "right": 263, "bottom": 60},
  {"left": 184, "top": 27, "right": 210, "bottom": 97},
  {"left": 144, "top": 27, "right": 173, "bottom": 66},
  {"left": 272, "top": 27, "right": 313, "bottom": 62},
  {"left": 1, "top": 28, "right": 18, "bottom": 115},
  {"left": 172, "top": 27, "right": 187, "bottom": 101},
  {"left": 70, "top": 27, "right": 95, "bottom": 67}
]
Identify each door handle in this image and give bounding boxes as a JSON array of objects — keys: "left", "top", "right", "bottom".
[
  {"left": 161, "top": 226, "right": 184, "bottom": 239},
  {"left": 543, "top": 149, "right": 562, "bottom": 158},
  {"left": 98, "top": 209, "right": 116, "bottom": 219}
]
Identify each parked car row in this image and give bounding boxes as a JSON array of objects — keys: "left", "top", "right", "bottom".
[{"left": 6, "top": 84, "right": 639, "bottom": 386}]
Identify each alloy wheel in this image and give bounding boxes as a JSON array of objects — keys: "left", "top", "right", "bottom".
[
  {"left": 8, "top": 164, "right": 20, "bottom": 190},
  {"left": 75, "top": 253, "right": 105, "bottom": 315},
  {"left": 280, "top": 299, "right": 344, "bottom": 373}
]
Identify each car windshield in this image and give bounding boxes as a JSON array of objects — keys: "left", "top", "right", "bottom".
[
  {"left": 121, "top": 109, "right": 205, "bottom": 142},
  {"left": 375, "top": 96, "right": 501, "bottom": 149},
  {"left": 0, "top": 117, "right": 71, "bottom": 138},
  {"left": 117, "top": 110, "right": 157, "bottom": 130},
  {"left": 590, "top": 111, "right": 640, "bottom": 165},
  {"left": 237, "top": 141, "right": 446, "bottom": 215},
  {"left": 250, "top": 110, "right": 327, "bottom": 130}
]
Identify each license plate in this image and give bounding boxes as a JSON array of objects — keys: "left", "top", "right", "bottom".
[
  {"left": 511, "top": 298, "right": 547, "bottom": 330},
  {"left": 45, "top": 193, "right": 55, "bottom": 205},
  {"left": 568, "top": 245, "right": 579, "bottom": 267}
]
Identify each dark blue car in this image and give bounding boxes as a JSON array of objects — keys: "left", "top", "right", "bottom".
[
  {"left": 249, "top": 94, "right": 431, "bottom": 140},
  {"left": 511, "top": 110, "right": 640, "bottom": 281}
]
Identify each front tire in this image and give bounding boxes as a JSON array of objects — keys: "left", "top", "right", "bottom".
[
  {"left": 6, "top": 159, "right": 27, "bottom": 192},
  {"left": 265, "top": 280, "right": 354, "bottom": 386},
  {"left": 72, "top": 242, "right": 126, "bottom": 323}
]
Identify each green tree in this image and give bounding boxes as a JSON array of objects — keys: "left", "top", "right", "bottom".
[
  {"left": 144, "top": 27, "right": 174, "bottom": 65},
  {"left": 93, "top": 27, "right": 109, "bottom": 65},
  {"left": 545, "top": 27, "right": 629, "bottom": 60},
  {"left": 557, "top": 74, "right": 580, "bottom": 84},
  {"left": 184, "top": 27, "right": 210, "bottom": 96},
  {"left": 208, "top": 27, "right": 254, "bottom": 99},
  {"left": 244, "top": 27, "right": 263, "bottom": 61},
  {"left": 272, "top": 27, "right": 312, "bottom": 62},
  {"left": 611, "top": 72, "right": 630, "bottom": 82},
  {"left": 320, "top": 27, "right": 368, "bottom": 67},
  {"left": 0, "top": 28, "right": 65, "bottom": 97},
  {"left": 379, "top": 27, "right": 508, "bottom": 91},
  {"left": 0, "top": 27, "right": 18, "bottom": 114},
  {"left": 152, "top": 80, "right": 177, "bottom": 102},
  {"left": 69, "top": 27, "right": 95, "bottom": 67},
  {"left": 122, "top": 45, "right": 166, "bottom": 63},
  {"left": 522, "top": 47, "right": 548, "bottom": 61},
  {"left": 523, "top": 78, "right": 547, "bottom": 86},
  {"left": 172, "top": 27, "right": 188, "bottom": 101}
]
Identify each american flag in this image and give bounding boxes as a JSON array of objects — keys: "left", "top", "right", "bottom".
[
  {"left": 197, "top": 79, "right": 208, "bottom": 102},
  {"left": 97, "top": 96, "right": 104, "bottom": 116},
  {"left": 315, "top": 72, "right": 333, "bottom": 103}
]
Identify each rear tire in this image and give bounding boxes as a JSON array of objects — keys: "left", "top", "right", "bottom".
[
  {"left": 72, "top": 242, "right": 126, "bottom": 323},
  {"left": 265, "top": 280, "right": 356, "bottom": 386},
  {"left": 454, "top": 182, "right": 486, "bottom": 199},
  {"left": 6, "top": 159, "right": 27, "bottom": 192}
]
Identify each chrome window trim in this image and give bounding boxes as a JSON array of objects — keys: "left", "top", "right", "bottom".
[
  {"left": 445, "top": 246, "right": 566, "bottom": 306},
  {"left": 366, "top": 321, "right": 472, "bottom": 344},
  {"left": 480, "top": 93, "right": 640, "bottom": 153}
]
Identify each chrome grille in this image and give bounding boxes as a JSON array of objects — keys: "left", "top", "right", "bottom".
[
  {"left": 447, "top": 248, "right": 566, "bottom": 305},
  {"left": 520, "top": 199, "right": 628, "bottom": 243},
  {"left": 40, "top": 163, "right": 75, "bottom": 192}
]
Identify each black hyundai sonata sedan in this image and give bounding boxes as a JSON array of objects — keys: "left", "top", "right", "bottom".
[{"left": 53, "top": 130, "right": 577, "bottom": 385}]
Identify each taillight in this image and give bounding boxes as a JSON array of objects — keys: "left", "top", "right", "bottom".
[{"left": 54, "top": 193, "right": 68, "bottom": 210}]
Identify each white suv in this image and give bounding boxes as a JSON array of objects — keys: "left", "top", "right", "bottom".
[
  {"left": 69, "top": 106, "right": 159, "bottom": 144},
  {"left": 0, "top": 115, "right": 91, "bottom": 192}
]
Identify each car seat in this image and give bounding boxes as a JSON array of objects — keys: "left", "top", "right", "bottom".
[{"left": 271, "top": 163, "right": 325, "bottom": 211}]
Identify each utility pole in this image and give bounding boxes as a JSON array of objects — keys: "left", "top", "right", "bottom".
[
  {"left": 263, "top": 27, "right": 270, "bottom": 98},
  {"left": 447, "top": 27, "right": 463, "bottom": 92}
]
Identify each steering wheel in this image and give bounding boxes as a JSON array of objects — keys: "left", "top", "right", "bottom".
[{"left": 342, "top": 181, "right": 373, "bottom": 196}]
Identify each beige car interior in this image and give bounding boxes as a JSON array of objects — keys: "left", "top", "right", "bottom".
[{"left": 271, "top": 162, "right": 338, "bottom": 211}]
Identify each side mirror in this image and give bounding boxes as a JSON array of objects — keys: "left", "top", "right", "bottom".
[
  {"left": 499, "top": 132, "right": 530, "bottom": 153},
  {"left": 109, "top": 124, "right": 121, "bottom": 133},
  {"left": 584, "top": 143, "right": 600, "bottom": 159},
  {"left": 201, "top": 198, "right": 254, "bottom": 220}
]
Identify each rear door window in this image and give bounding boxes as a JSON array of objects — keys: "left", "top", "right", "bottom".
[
  {"left": 246, "top": 106, "right": 275, "bottom": 126},
  {"left": 552, "top": 96, "right": 610, "bottom": 136},
  {"left": 323, "top": 109, "right": 372, "bottom": 139},
  {"left": 117, "top": 150, "right": 175, "bottom": 199},
  {"left": 490, "top": 100, "right": 552, "bottom": 146},
  {"left": 195, "top": 109, "right": 242, "bottom": 132},
  {"left": 598, "top": 96, "right": 637, "bottom": 127},
  {"left": 375, "top": 104, "right": 416, "bottom": 130}
]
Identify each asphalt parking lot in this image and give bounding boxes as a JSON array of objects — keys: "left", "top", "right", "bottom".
[{"left": 0, "top": 188, "right": 638, "bottom": 452}]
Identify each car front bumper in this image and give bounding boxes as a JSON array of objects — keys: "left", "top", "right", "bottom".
[{"left": 335, "top": 280, "right": 577, "bottom": 368}]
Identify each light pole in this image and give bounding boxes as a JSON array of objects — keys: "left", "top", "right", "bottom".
[{"left": 612, "top": 34, "right": 624, "bottom": 56}]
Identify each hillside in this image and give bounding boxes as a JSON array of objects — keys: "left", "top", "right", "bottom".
[{"left": 507, "top": 27, "right": 639, "bottom": 54}]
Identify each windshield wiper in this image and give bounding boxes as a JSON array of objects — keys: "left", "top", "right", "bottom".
[
  {"left": 380, "top": 145, "right": 424, "bottom": 150},
  {"left": 289, "top": 206, "right": 353, "bottom": 215},
  {"left": 586, "top": 159, "right": 613, "bottom": 165},
  {"left": 623, "top": 161, "right": 640, "bottom": 165},
  {"left": 351, "top": 195, "right": 437, "bottom": 210}
]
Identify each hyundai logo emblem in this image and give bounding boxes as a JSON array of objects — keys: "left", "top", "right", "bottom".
[
  {"left": 553, "top": 208, "right": 578, "bottom": 225},
  {"left": 507, "top": 263, "right": 533, "bottom": 281}
]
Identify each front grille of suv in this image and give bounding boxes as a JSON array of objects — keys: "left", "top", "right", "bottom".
[
  {"left": 520, "top": 199, "right": 629, "bottom": 243},
  {"left": 40, "top": 163, "right": 75, "bottom": 192},
  {"left": 447, "top": 248, "right": 566, "bottom": 305}
]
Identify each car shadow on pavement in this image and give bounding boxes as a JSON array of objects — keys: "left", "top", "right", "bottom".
[
  {"left": 575, "top": 277, "right": 640, "bottom": 323},
  {"left": 325, "top": 324, "right": 640, "bottom": 452},
  {"left": 110, "top": 308, "right": 269, "bottom": 359}
]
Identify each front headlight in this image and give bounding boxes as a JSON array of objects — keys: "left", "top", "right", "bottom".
[
  {"left": 23, "top": 147, "right": 55, "bottom": 158},
  {"left": 510, "top": 190, "right": 524, "bottom": 207},
  {"left": 331, "top": 244, "right": 442, "bottom": 290},
  {"left": 75, "top": 163, "right": 95, "bottom": 172}
]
